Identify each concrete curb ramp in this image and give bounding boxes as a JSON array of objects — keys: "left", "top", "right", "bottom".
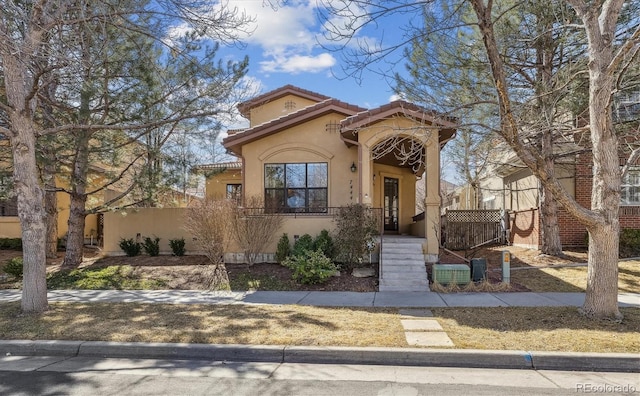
[{"left": 1, "top": 340, "right": 637, "bottom": 373}]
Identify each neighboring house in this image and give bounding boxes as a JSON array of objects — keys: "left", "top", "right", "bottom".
[
  {"left": 450, "top": 136, "right": 640, "bottom": 249},
  {"left": 0, "top": 135, "right": 189, "bottom": 243},
  {"left": 201, "top": 85, "right": 457, "bottom": 262}
]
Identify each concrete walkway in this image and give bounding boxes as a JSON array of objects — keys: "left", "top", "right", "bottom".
[{"left": 0, "top": 289, "right": 638, "bottom": 308}]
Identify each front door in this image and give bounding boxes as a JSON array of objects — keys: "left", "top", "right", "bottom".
[{"left": 384, "top": 177, "right": 399, "bottom": 232}]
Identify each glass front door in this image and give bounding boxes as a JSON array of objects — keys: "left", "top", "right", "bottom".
[{"left": 384, "top": 177, "right": 399, "bottom": 232}]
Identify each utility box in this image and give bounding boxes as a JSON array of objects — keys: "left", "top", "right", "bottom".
[
  {"left": 471, "top": 258, "right": 487, "bottom": 282},
  {"left": 433, "top": 264, "right": 471, "bottom": 285}
]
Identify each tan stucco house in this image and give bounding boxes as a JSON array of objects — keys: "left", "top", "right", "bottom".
[{"left": 202, "top": 85, "right": 456, "bottom": 263}]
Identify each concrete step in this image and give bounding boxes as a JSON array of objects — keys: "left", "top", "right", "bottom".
[
  {"left": 381, "top": 254, "right": 425, "bottom": 261},
  {"left": 382, "top": 238, "right": 425, "bottom": 244},
  {"left": 379, "top": 237, "right": 429, "bottom": 292},
  {"left": 378, "top": 284, "right": 430, "bottom": 292},
  {"left": 380, "top": 265, "right": 426, "bottom": 272},
  {"left": 381, "top": 248, "right": 423, "bottom": 255}
]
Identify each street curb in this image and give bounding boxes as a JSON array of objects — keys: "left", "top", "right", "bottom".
[
  {"left": 284, "top": 346, "right": 533, "bottom": 369},
  {"left": 1, "top": 340, "right": 638, "bottom": 372},
  {"left": 530, "top": 351, "right": 640, "bottom": 372}
]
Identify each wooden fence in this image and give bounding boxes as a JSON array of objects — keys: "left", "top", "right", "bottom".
[{"left": 442, "top": 209, "right": 508, "bottom": 250}]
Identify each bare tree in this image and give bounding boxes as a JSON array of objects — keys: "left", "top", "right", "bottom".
[
  {"left": 319, "top": 0, "right": 640, "bottom": 320},
  {"left": 183, "top": 199, "right": 234, "bottom": 290},
  {"left": 229, "top": 195, "right": 283, "bottom": 266}
]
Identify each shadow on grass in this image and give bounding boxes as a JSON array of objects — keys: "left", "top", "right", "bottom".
[
  {"left": 0, "top": 302, "right": 402, "bottom": 347},
  {"left": 432, "top": 306, "right": 640, "bottom": 333}
]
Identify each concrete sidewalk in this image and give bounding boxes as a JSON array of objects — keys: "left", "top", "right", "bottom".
[{"left": 0, "top": 289, "right": 639, "bottom": 308}]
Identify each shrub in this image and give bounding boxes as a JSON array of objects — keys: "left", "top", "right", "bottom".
[
  {"left": 334, "top": 204, "right": 379, "bottom": 269},
  {"left": 229, "top": 195, "right": 283, "bottom": 265},
  {"left": 314, "top": 229, "right": 335, "bottom": 260},
  {"left": 620, "top": 229, "right": 640, "bottom": 258},
  {"left": 283, "top": 250, "right": 337, "bottom": 285},
  {"left": 119, "top": 238, "right": 141, "bottom": 257},
  {"left": 0, "top": 238, "right": 22, "bottom": 250},
  {"left": 293, "top": 234, "right": 314, "bottom": 256},
  {"left": 275, "top": 233, "right": 291, "bottom": 263},
  {"left": 3, "top": 257, "right": 23, "bottom": 278},
  {"left": 169, "top": 238, "right": 186, "bottom": 256},
  {"left": 183, "top": 199, "right": 233, "bottom": 290},
  {"left": 142, "top": 236, "right": 161, "bottom": 256}
]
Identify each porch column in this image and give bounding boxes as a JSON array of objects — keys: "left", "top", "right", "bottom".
[
  {"left": 424, "top": 139, "right": 440, "bottom": 263},
  {"left": 360, "top": 144, "right": 373, "bottom": 205}
]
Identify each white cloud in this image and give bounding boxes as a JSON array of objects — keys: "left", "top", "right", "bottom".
[
  {"left": 260, "top": 53, "right": 336, "bottom": 74},
  {"left": 225, "top": 1, "right": 346, "bottom": 74}
]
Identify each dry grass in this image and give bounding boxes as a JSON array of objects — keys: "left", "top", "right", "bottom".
[
  {"left": 434, "top": 307, "right": 640, "bottom": 353},
  {"left": 512, "top": 261, "right": 640, "bottom": 293},
  {"left": 1, "top": 302, "right": 638, "bottom": 353},
  {"left": 0, "top": 302, "right": 405, "bottom": 347}
]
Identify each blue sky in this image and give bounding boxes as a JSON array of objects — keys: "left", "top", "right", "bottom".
[{"left": 214, "top": 1, "right": 413, "bottom": 111}]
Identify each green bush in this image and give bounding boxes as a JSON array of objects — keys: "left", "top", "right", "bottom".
[
  {"left": 142, "top": 236, "right": 161, "bottom": 256},
  {"left": 169, "top": 238, "right": 186, "bottom": 256},
  {"left": 314, "top": 229, "right": 335, "bottom": 260},
  {"left": 0, "top": 238, "right": 22, "bottom": 250},
  {"left": 3, "top": 257, "right": 23, "bottom": 278},
  {"left": 283, "top": 250, "right": 337, "bottom": 285},
  {"left": 620, "top": 229, "right": 640, "bottom": 258},
  {"left": 275, "top": 233, "right": 291, "bottom": 263},
  {"left": 293, "top": 234, "right": 314, "bottom": 256},
  {"left": 119, "top": 238, "right": 141, "bottom": 257}
]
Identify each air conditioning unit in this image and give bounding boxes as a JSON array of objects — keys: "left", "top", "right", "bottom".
[{"left": 432, "top": 264, "right": 470, "bottom": 285}]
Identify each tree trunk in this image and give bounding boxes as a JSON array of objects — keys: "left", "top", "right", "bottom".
[
  {"left": 582, "top": 222, "right": 620, "bottom": 319},
  {"left": 539, "top": 127, "right": 562, "bottom": 256},
  {"left": 536, "top": 2, "right": 562, "bottom": 257},
  {"left": 63, "top": 192, "right": 87, "bottom": 268},
  {"left": 62, "top": 130, "right": 90, "bottom": 268},
  {"left": 578, "top": 4, "right": 622, "bottom": 320},
  {"left": 10, "top": 120, "right": 49, "bottom": 313},
  {"left": 2, "top": 48, "right": 49, "bottom": 313},
  {"left": 42, "top": 154, "right": 59, "bottom": 259},
  {"left": 540, "top": 184, "right": 562, "bottom": 256}
]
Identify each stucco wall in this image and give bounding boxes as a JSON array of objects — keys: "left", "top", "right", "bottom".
[
  {"left": 0, "top": 217, "right": 21, "bottom": 238},
  {"left": 240, "top": 112, "right": 359, "bottom": 207},
  {"left": 102, "top": 207, "right": 336, "bottom": 261},
  {"left": 103, "top": 208, "right": 195, "bottom": 255},
  {"left": 248, "top": 95, "right": 319, "bottom": 127},
  {"left": 205, "top": 169, "right": 243, "bottom": 200}
]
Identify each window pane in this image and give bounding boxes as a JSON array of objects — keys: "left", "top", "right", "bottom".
[
  {"left": 308, "top": 189, "right": 327, "bottom": 210},
  {"left": 286, "top": 188, "right": 306, "bottom": 208},
  {"left": 265, "top": 164, "right": 284, "bottom": 188},
  {"left": 265, "top": 189, "right": 285, "bottom": 211},
  {"left": 307, "top": 163, "right": 328, "bottom": 187},
  {"left": 622, "top": 168, "right": 640, "bottom": 205},
  {"left": 286, "top": 164, "right": 306, "bottom": 188},
  {"left": 226, "top": 184, "right": 242, "bottom": 202}
]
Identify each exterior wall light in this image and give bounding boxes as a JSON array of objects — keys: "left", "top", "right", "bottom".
[{"left": 350, "top": 162, "right": 357, "bottom": 172}]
